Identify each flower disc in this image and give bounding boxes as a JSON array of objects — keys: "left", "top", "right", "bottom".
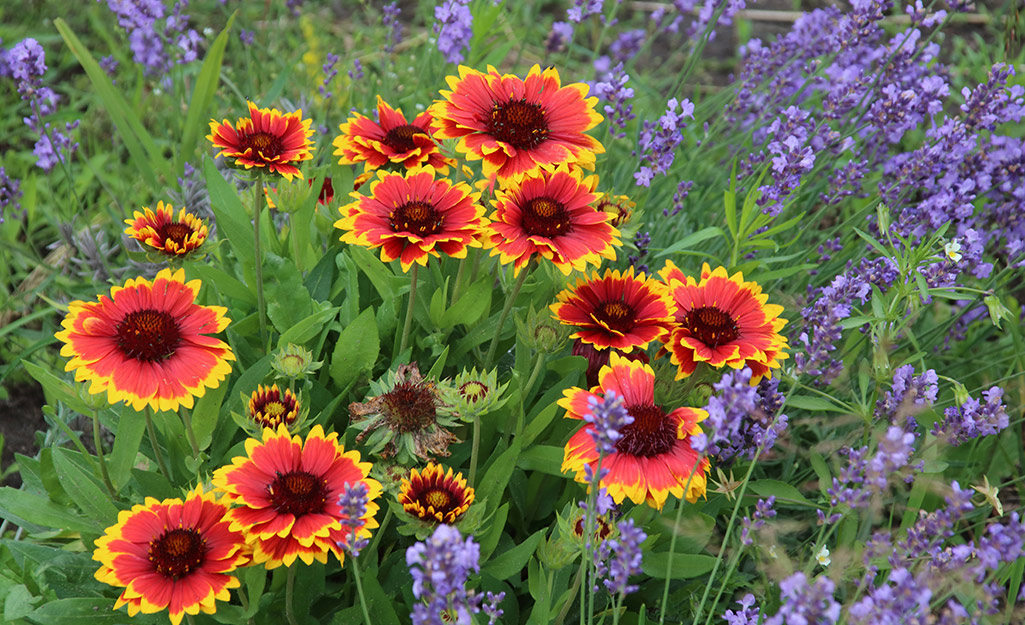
[{"left": 207, "top": 101, "right": 314, "bottom": 180}]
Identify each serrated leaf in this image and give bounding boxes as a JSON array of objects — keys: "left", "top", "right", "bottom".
[{"left": 52, "top": 448, "right": 118, "bottom": 524}]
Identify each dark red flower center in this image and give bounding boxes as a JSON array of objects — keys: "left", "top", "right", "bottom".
[
  {"left": 594, "top": 300, "right": 635, "bottom": 334},
  {"left": 149, "top": 528, "right": 205, "bottom": 580},
  {"left": 316, "top": 177, "right": 334, "bottom": 204},
  {"left": 574, "top": 516, "right": 613, "bottom": 540},
  {"left": 488, "top": 98, "right": 549, "bottom": 150},
  {"left": 684, "top": 306, "right": 740, "bottom": 348},
  {"left": 383, "top": 124, "right": 428, "bottom": 153},
  {"left": 241, "top": 131, "right": 283, "bottom": 159},
  {"left": 116, "top": 310, "right": 182, "bottom": 362},
  {"left": 615, "top": 403, "right": 677, "bottom": 457},
  {"left": 157, "top": 222, "right": 194, "bottom": 247},
  {"left": 459, "top": 380, "right": 489, "bottom": 404},
  {"left": 391, "top": 201, "right": 442, "bottom": 237},
  {"left": 269, "top": 470, "right": 328, "bottom": 517},
  {"left": 382, "top": 381, "right": 438, "bottom": 433},
  {"left": 522, "top": 196, "right": 571, "bottom": 238}
]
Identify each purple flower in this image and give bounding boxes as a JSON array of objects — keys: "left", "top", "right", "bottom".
[
  {"left": 848, "top": 567, "right": 932, "bottom": 625},
  {"left": 434, "top": 0, "right": 473, "bottom": 64},
  {"left": 7, "top": 38, "right": 47, "bottom": 95},
  {"left": 665, "top": 180, "right": 693, "bottom": 217},
  {"left": 740, "top": 497, "right": 776, "bottom": 546},
  {"left": 482, "top": 591, "right": 505, "bottom": 625},
  {"left": 697, "top": 368, "right": 757, "bottom": 456},
  {"left": 584, "top": 389, "right": 633, "bottom": 457},
  {"left": 347, "top": 58, "right": 363, "bottom": 81},
  {"left": 0, "top": 168, "right": 22, "bottom": 224},
  {"left": 764, "top": 573, "right": 841, "bottom": 625},
  {"left": 828, "top": 426, "right": 917, "bottom": 509},
  {"left": 933, "top": 386, "right": 1008, "bottom": 446},
  {"left": 602, "top": 518, "right": 646, "bottom": 596},
  {"left": 99, "top": 55, "right": 119, "bottom": 76},
  {"left": 628, "top": 230, "right": 650, "bottom": 273},
  {"left": 319, "top": 52, "right": 340, "bottom": 98},
  {"left": 407, "top": 525, "right": 482, "bottom": 625},
  {"left": 383, "top": 2, "right": 403, "bottom": 54},
  {"left": 724, "top": 594, "right": 762, "bottom": 625},
  {"left": 239, "top": 29, "right": 255, "bottom": 46},
  {"left": 547, "top": 21, "right": 574, "bottom": 53},
  {"left": 609, "top": 29, "right": 645, "bottom": 64},
  {"left": 100, "top": 0, "right": 203, "bottom": 77},
  {"left": 634, "top": 97, "right": 693, "bottom": 186},
  {"left": 876, "top": 364, "right": 938, "bottom": 429},
  {"left": 567, "top": 0, "right": 604, "bottom": 23},
  {"left": 32, "top": 121, "right": 81, "bottom": 171},
  {"left": 336, "top": 481, "right": 369, "bottom": 557},
  {"left": 592, "top": 63, "right": 634, "bottom": 139}
]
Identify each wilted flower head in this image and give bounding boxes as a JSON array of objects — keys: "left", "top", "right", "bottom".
[{"left": 349, "top": 363, "right": 460, "bottom": 462}]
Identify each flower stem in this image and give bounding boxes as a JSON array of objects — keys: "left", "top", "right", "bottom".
[
  {"left": 451, "top": 255, "right": 467, "bottom": 304},
  {"left": 658, "top": 457, "right": 704, "bottom": 625},
  {"left": 367, "top": 506, "right": 393, "bottom": 557},
  {"left": 483, "top": 266, "right": 530, "bottom": 369},
  {"left": 91, "top": 410, "right": 116, "bottom": 498},
  {"left": 285, "top": 565, "right": 298, "bottom": 625},
  {"left": 469, "top": 412, "right": 482, "bottom": 486},
  {"left": 400, "top": 263, "right": 420, "bottom": 356},
  {"left": 145, "top": 407, "right": 171, "bottom": 483},
  {"left": 349, "top": 558, "right": 373, "bottom": 625},
  {"left": 254, "top": 178, "right": 269, "bottom": 352},
  {"left": 516, "top": 351, "right": 546, "bottom": 439}
]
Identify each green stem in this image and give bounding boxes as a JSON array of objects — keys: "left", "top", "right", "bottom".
[
  {"left": 554, "top": 566, "right": 583, "bottom": 625},
  {"left": 659, "top": 452, "right": 707, "bottom": 625},
  {"left": 180, "top": 407, "right": 201, "bottom": 472},
  {"left": 285, "top": 565, "right": 298, "bottom": 625},
  {"left": 367, "top": 506, "right": 393, "bottom": 557},
  {"left": 483, "top": 267, "right": 530, "bottom": 369},
  {"left": 349, "top": 558, "right": 373, "bottom": 625},
  {"left": 254, "top": 178, "right": 269, "bottom": 351},
  {"left": 469, "top": 412, "right": 482, "bottom": 486},
  {"left": 400, "top": 263, "right": 420, "bottom": 356},
  {"left": 145, "top": 408, "right": 171, "bottom": 483},
  {"left": 91, "top": 410, "right": 116, "bottom": 497},
  {"left": 290, "top": 213, "right": 303, "bottom": 274},
  {"left": 515, "top": 352, "right": 546, "bottom": 439},
  {"left": 451, "top": 256, "right": 467, "bottom": 304}
]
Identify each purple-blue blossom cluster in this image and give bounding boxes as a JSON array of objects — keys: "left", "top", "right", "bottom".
[
  {"left": 567, "top": 0, "right": 604, "bottom": 23},
  {"left": 592, "top": 63, "right": 634, "bottom": 139},
  {"left": 0, "top": 168, "right": 22, "bottom": 224},
  {"left": 584, "top": 389, "right": 633, "bottom": 457},
  {"left": 764, "top": 573, "right": 841, "bottom": 625},
  {"left": 740, "top": 496, "right": 776, "bottom": 546},
  {"left": 723, "top": 594, "right": 761, "bottom": 625},
  {"left": 593, "top": 518, "right": 646, "bottom": 597},
  {"left": 407, "top": 525, "right": 481, "bottom": 625},
  {"left": 756, "top": 107, "right": 817, "bottom": 216},
  {"left": 320, "top": 53, "right": 339, "bottom": 99},
  {"left": 828, "top": 426, "right": 917, "bottom": 509},
  {"left": 634, "top": 97, "right": 693, "bottom": 187},
  {"left": 795, "top": 257, "right": 898, "bottom": 384},
  {"left": 100, "top": 0, "right": 202, "bottom": 77},
  {"left": 546, "top": 21, "right": 574, "bottom": 53},
  {"left": 695, "top": 368, "right": 788, "bottom": 463},
  {"left": 336, "top": 481, "right": 369, "bottom": 557},
  {"left": 651, "top": 0, "right": 747, "bottom": 41},
  {"left": 434, "top": 0, "right": 473, "bottom": 64},
  {"left": 383, "top": 2, "right": 403, "bottom": 54},
  {"left": 3, "top": 38, "right": 80, "bottom": 172},
  {"left": 876, "top": 364, "right": 938, "bottom": 429},
  {"left": 933, "top": 386, "right": 1008, "bottom": 446},
  {"left": 665, "top": 180, "right": 692, "bottom": 217}
]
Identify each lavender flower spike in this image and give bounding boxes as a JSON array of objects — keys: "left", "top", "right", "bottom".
[
  {"left": 337, "top": 481, "right": 369, "bottom": 557},
  {"left": 584, "top": 389, "right": 633, "bottom": 456},
  {"left": 603, "top": 518, "right": 646, "bottom": 596},
  {"left": 407, "top": 525, "right": 482, "bottom": 625}
]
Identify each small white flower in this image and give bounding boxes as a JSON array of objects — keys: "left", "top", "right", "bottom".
[
  {"left": 944, "top": 240, "right": 963, "bottom": 262},
  {"left": 202, "top": 27, "right": 214, "bottom": 37},
  {"left": 816, "top": 545, "right": 831, "bottom": 567},
  {"left": 767, "top": 544, "right": 779, "bottom": 560}
]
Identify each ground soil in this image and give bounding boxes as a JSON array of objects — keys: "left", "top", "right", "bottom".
[{"left": 0, "top": 381, "right": 47, "bottom": 488}]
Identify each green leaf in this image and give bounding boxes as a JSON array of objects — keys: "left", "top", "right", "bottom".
[
  {"left": 107, "top": 406, "right": 146, "bottom": 492},
  {"left": 179, "top": 12, "right": 236, "bottom": 172},
  {"left": 330, "top": 308, "right": 379, "bottom": 389},
  {"left": 204, "top": 158, "right": 254, "bottom": 266},
  {"left": 4, "top": 584, "right": 40, "bottom": 620},
  {"left": 54, "top": 19, "right": 170, "bottom": 187},
  {"left": 482, "top": 530, "right": 544, "bottom": 581},
  {"left": 28, "top": 597, "right": 131, "bottom": 624},
  {"left": 191, "top": 378, "right": 229, "bottom": 452},
  {"left": 520, "top": 403, "right": 560, "bottom": 448},
  {"left": 517, "top": 445, "right": 564, "bottom": 477},
  {"left": 476, "top": 440, "right": 522, "bottom": 510},
  {"left": 808, "top": 452, "right": 832, "bottom": 497},
  {"left": 442, "top": 276, "right": 492, "bottom": 328},
  {"left": 478, "top": 502, "right": 508, "bottom": 561},
  {"left": 724, "top": 162, "right": 739, "bottom": 238},
  {"left": 278, "top": 306, "right": 340, "bottom": 346},
  {"left": 653, "top": 227, "right": 726, "bottom": 258},
  {"left": 853, "top": 227, "right": 891, "bottom": 259},
  {"left": 641, "top": 552, "right": 716, "bottom": 579},
  {"left": 51, "top": 448, "right": 118, "bottom": 525},
  {"left": 265, "top": 253, "right": 316, "bottom": 334},
  {"left": 348, "top": 246, "right": 401, "bottom": 301},
  {"left": 21, "top": 361, "right": 91, "bottom": 415},
  {"left": 190, "top": 264, "right": 256, "bottom": 305},
  {"left": 785, "top": 395, "right": 850, "bottom": 413},
  {"left": 241, "top": 566, "right": 266, "bottom": 618},
  {"left": 361, "top": 565, "right": 401, "bottom": 625},
  {"left": 0, "top": 487, "right": 98, "bottom": 534},
  {"left": 746, "top": 479, "right": 814, "bottom": 507}
]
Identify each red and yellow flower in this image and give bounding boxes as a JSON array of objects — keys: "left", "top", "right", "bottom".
[
  {"left": 248, "top": 384, "right": 300, "bottom": 429},
  {"left": 207, "top": 101, "right": 314, "bottom": 181},
  {"left": 561, "top": 353, "right": 709, "bottom": 509},
  {"left": 55, "top": 268, "right": 234, "bottom": 412},
  {"left": 92, "top": 485, "right": 248, "bottom": 625},
  {"left": 660, "top": 263, "right": 788, "bottom": 384},
  {"left": 398, "top": 462, "right": 475, "bottom": 524},
  {"left": 124, "top": 201, "right": 208, "bottom": 257},
  {"left": 334, "top": 96, "right": 453, "bottom": 173},
  {"left": 551, "top": 267, "right": 675, "bottom": 351},
  {"left": 335, "top": 165, "right": 486, "bottom": 272},
  {"left": 430, "top": 64, "right": 604, "bottom": 181},
  {"left": 211, "top": 424, "right": 381, "bottom": 569},
  {"left": 486, "top": 164, "right": 619, "bottom": 276}
]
